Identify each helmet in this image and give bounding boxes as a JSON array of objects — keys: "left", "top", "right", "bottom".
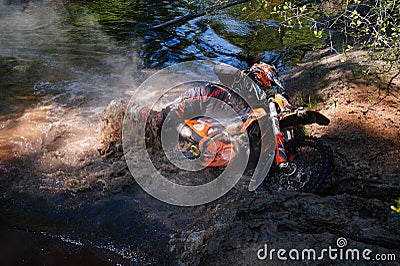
[{"left": 248, "top": 62, "right": 285, "bottom": 92}]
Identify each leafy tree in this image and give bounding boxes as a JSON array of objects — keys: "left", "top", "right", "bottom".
[{"left": 244, "top": 0, "right": 400, "bottom": 91}]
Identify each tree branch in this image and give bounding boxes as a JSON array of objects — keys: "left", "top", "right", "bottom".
[{"left": 152, "top": 0, "right": 250, "bottom": 30}]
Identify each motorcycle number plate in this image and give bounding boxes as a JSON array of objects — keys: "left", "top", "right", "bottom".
[{"left": 193, "top": 123, "right": 205, "bottom": 132}]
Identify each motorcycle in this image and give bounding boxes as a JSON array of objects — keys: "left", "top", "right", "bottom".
[{"left": 175, "top": 89, "right": 333, "bottom": 193}]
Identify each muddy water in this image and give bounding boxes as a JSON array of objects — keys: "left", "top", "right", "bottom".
[{"left": 0, "top": 0, "right": 322, "bottom": 264}]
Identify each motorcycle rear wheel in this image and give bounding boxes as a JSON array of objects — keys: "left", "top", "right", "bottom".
[{"left": 279, "top": 136, "right": 333, "bottom": 193}]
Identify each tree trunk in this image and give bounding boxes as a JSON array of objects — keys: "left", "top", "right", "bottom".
[{"left": 152, "top": 0, "right": 250, "bottom": 30}]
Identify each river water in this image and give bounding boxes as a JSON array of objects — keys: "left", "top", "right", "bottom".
[{"left": 0, "top": 0, "right": 321, "bottom": 264}]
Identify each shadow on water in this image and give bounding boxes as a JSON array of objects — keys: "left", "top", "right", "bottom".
[
  {"left": 0, "top": 228, "right": 109, "bottom": 266},
  {"left": 0, "top": 153, "right": 175, "bottom": 264},
  {"left": 0, "top": 191, "right": 174, "bottom": 265}
]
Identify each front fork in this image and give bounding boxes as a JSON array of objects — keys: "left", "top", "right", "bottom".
[{"left": 269, "top": 101, "right": 288, "bottom": 165}]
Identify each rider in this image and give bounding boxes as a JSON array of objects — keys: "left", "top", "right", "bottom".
[
  {"left": 243, "top": 63, "right": 294, "bottom": 175},
  {"left": 141, "top": 62, "right": 293, "bottom": 173},
  {"left": 140, "top": 81, "right": 233, "bottom": 136}
]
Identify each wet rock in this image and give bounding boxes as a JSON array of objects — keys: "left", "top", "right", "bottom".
[{"left": 184, "top": 230, "right": 206, "bottom": 255}]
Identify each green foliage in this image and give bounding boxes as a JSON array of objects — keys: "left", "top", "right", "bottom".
[
  {"left": 250, "top": 0, "right": 400, "bottom": 90},
  {"left": 296, "top": 94, "right": 318, "bottom": 109},
  {"left": 391, "top": 198, "right": 400, "bottom": 214}
]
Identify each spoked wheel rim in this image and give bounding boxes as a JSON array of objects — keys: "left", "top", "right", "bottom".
[
  {"left": 287, "top": 145, "right": 324, "bottom": 190},
  {"left": 274, "top": 137, "right": 331, "bottom": 192}
]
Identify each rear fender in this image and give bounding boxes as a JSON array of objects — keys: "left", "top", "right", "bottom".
[{"left": 279, "top": 110, "right": 330, "bottom": 129}]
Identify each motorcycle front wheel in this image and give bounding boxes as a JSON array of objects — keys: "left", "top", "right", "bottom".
[{"left": 279, "top": 136, "right": 333, "bottom": 193}]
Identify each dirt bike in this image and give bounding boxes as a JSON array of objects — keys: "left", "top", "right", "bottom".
[{"left": 176, "top": 91, "right": 333, "bottom": 193}]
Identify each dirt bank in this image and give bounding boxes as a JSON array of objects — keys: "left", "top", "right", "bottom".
[{"left": 285, "top": 49, "right": 400, "bottom": 201}]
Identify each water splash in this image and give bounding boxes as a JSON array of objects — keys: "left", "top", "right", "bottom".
[{"left": 0, "top": 1, "right": 140, "bottom": 193}]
